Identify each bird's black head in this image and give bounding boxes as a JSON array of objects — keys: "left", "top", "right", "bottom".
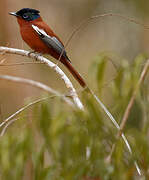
[{"left": 9, "top": 8, "right": 40, "bottom": 21}]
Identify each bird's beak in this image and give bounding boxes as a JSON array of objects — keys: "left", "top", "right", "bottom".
[{"left": 9, "top": 12, "right": 18, "bottom": 17}]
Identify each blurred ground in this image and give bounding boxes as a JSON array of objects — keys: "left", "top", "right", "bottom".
[{"left": 0, "top": 0, "right": 148, "bottom": 117}]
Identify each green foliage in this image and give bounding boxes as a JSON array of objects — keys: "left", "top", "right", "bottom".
[{"left": 0, "top": 53, "right": 148, "bottom": 179}]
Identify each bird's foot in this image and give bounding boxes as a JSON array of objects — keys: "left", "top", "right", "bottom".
[
  {"left": 28, "top": 50, "right": 36, "bottom": 57},
  {"left": 34, "top": 53, "right": 43, "bottom": 61},
  {"left": 28, "top": 51, "right": 43, "bottom": 61}
]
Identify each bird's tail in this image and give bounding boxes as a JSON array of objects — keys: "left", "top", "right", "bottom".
[{"left": 61, "top": 59, "right": 86, "bottom": 88}]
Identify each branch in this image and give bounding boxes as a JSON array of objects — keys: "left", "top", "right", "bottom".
[
  {"left": 0, "top": 75, "right": 74, "bottom": 108},
  {"left": 0, "top": 46, "right": 84, "bottom": 110}
]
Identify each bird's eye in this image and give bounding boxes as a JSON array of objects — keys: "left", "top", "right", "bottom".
[{"left": 23, "top": 14, "right": 29, "bottom": 19}]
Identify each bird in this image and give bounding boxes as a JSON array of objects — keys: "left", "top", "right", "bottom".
[{"left": 9, "top": 8, "right": 87, "bottom": 88}]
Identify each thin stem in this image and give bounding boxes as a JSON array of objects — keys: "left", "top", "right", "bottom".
[
  {"left": 119, "top": 59, "right": 149, "bottom": 135},
  {"left": 64, "top": 13, "right": 149, "bottom": 49},
  {"left": 108, "top": 59, "right": 149, "bottom": 173},
  {"left": 0, "top": 95, "right": 62, "bottom": 135},
  {"left": 0, "top": 97, "right": 47, "bottom": 128},
  {"left": 0, "top": 118, "right": 18, "bottom": 136}
]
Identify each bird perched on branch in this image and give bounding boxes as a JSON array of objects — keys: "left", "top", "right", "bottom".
[{"left": 9, "top": 8, "right": 86, "bottom": 88}]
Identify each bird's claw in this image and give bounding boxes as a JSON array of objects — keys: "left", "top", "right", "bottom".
[
  {"left": 28, "top": 51, "right": 36, "bottom": 57},
  {"left": 28, "top": 51, "right": 42, "bottom": 61}
]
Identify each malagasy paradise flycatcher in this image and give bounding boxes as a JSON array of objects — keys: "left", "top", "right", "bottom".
[{"left": 9, "top": 8, "right": 87, "bottom": 88}]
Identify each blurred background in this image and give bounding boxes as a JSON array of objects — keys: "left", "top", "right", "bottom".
[
  {"left": 0, "top": 1, "right": 149, "bottom": 179},
  {"left": 0, "top": 0, "right": 149, "bottom": 117}
]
